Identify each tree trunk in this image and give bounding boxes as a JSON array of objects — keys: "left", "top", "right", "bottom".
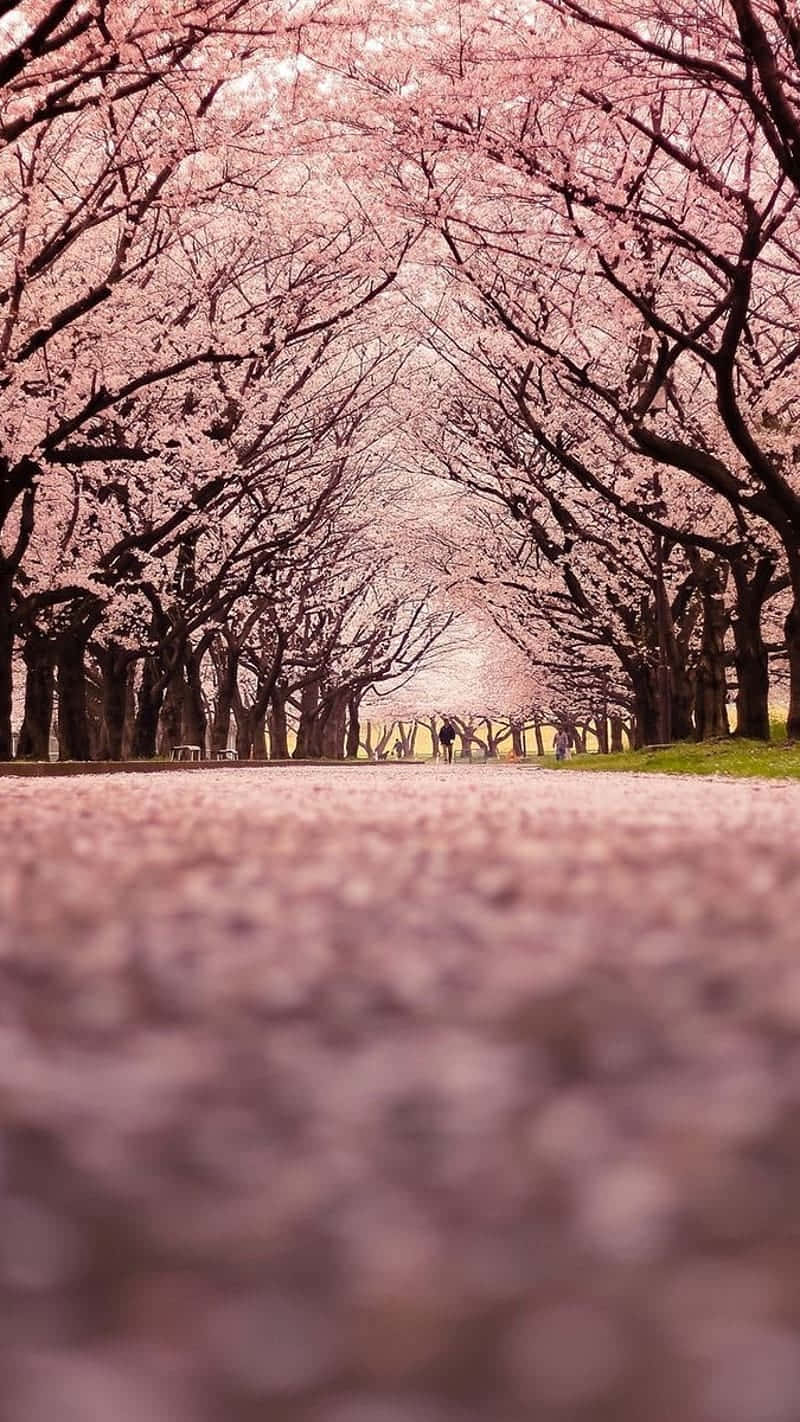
[
  {"left": 253, "top": 711, "right": 268, "bottom": 759},
  {"left": 609, "top": 714, "right": 624, "bottom": 753},
  {"left": 661, "top": 587, "right": 694, "bottom": 742},
  {"left": 121, "top": 668, "right": 137, "bottom": 760},
  {"left": 483, "top": 720, "right": 502, "bottom": 757},
  {"left": 595, "top": 713, "right": 609, "bottom": 755},
  {"left": 394, "top": 719, "right": 419, "bottom": 758},
  {"left": 211, "top": 646, "right": 238, "bottom": 753},
  {"left": 694, "top": 558, "right": 729, "bottom": 741},
  {"left": 346, "top": 694, "right": 360, "bottom": 759},
  {"left": 98, "top": 643, "right": 131, "bottom": 761},
  {"left": 17, "top": 629, "right": 55, "bottom": 760},
  {"left": 631, "top": 664, "right": 660, "bottom": 748},
  {"left": 370, "top": 722, "right": 396, "bottom": 760},
  {"left": 731, "top": 560, "right": 771, "bottom": 741},
  {"left": 669, "top": 658, "right": 695, "bottom": 742},
  {"left": 235, "top": 706, "right": 254, "bottom": 760},
  {"left": 456, "top": 723, "right": 474, "bottom": 760},
  {"left": 532, "top": 717, "right": 545, "bottom": 757},
  {"left": 269, "top": 687, "right": 290, "bottom": 759},
  {"left": 182, "top": 649, "right": 207, "bottom": 753},
  {"left": 294, "top": 680, "right": 319, "bottom": 759},
  {"left": 785, "top": 584, "right": 800, "bottom": 741},
  {"left": 733, "top": 611, "right": 770, "bottom": 741},
  {"left": 56, "top": 632, "right": 91, "bottom": 761},
  {"left": 308, "top": 712, "right": 325, "bottom": 758},
  {"left": 511, "top": 720, "right": 526, "bottom": 757},
  {"left": 320, "top": 693, "right": 347, "bottom": 759},
  {"left": 157, "top": 667, "right": 186, "bottom": 757},
  {"left": 0, "top": 571, "right": 13, "bottom": 760},
  {"left": 133, "top": 656, "right": 164, "bottom": 758},
  {"left": 86, "top": 666, "right": 104, "bottom": 762}
]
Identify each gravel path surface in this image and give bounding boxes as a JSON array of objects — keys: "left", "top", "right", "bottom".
[{"left": 1, "top": 764, "right": 800, "bottom": 1422}]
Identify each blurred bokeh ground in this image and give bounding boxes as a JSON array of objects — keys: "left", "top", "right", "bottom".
[{"left": 1, "top": 764, "right": 800, "bottom": 1422}]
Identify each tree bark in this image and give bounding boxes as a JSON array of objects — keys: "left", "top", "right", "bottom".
[
  {"left": 234, "top": 689, "right": 271, "bottom": 761},
  {"left": 631, "top": 664, "right": 660, "bottom": 748},
  {"left": 0, "top": 571, "right": 13, "bottom": 760},
  {"left": 56, "top": 631, "right": 91, "bottom": 761},
  {"left": 86, "top": 665, "right": 104, "bottom": 761},
  {"left": 455, "top": 719, "right": 477, "bottom": 759},
  {"left": 731, "top": 559, "right": 772, "bottom": 741},
  {"left": 785, "top": 583, "right": 800, "bottom": 741},
  {"left": 320, "top": 693, "right": 347, "bottom": 759},
  {"left": 269, "top": 687, "right": 290, "bottom": 759},
  {"left": 294, "top": 680, "right": 319, "bottom": 759},
  {"left": 609, "top": 714, "right": 624, "bottom": 753},
  {"left": 346, "top": 694, "right": 360, "bottom": 759},
  {"left": 253, "top": 710, "right": 268, "bottom": 759},
  {"left": 133, "top": 656, "right": 164, "bottom": 758},
  {"left": 483, "top": 719, "right": 508, "bottom": 757},
  {"left": 211, "top": 645, "right": 238, "bottom": 753},
  {"left": 595, "top": 713, "right": 609, "bottom": 755},
  {"left": 664, "top": 592, "right": 694, "bottom": 741},
  {"left": 532, "top": 716, "right": 545, "bottom": 757},
  {"left": 157, "top": 666, "right": 186, "bottom": 757},
  {"left": 235, "top": 707, "right": 254, "bottom": 760},
  {"left": 121, "top": 667, "right": 137, "bottom": 760},
  {"left": 733, "top": 612, "right": 770, "bottom": 741},
  {"left": 98, "top": 643, "right": 132, "bottom": 761},
  {"left": 693, "top": 557, "right": 729, "bottom": 741},
  {"left": 182, "top": 647, "right": 207, "bottom": 753},
  {"left": 669, "top": 658, "right": 695, "bottom": 742},
  {"left": 17, "top": 628, "right": 55, "bottom": 760}
]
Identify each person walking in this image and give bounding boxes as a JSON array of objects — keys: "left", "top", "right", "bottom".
[
  {"left": 554, "top": 728, "right": 570, "bottom": 762},
  {"left": 438, "top": 719, "right": 457, "bottom": 764}
]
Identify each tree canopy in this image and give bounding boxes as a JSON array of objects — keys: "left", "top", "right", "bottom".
[{"left": 2, "top": 0, "right": 799, "bottom": 759}]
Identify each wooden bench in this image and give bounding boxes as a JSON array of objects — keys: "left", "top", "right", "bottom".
[{"left": 170, "top": 745, "right": 202, "bottom": 762}]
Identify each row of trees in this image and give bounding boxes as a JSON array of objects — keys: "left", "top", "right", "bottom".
[
  {"left": 1, "top": 1, "right": 455, "bottom": 760},
  {"left": 365, "top": 713, "right": 619, "bottom": 759},
  {"left": 6, "top": 2, "right": 800, "bottom": 755},
  {"left": 337, "top": 0, "right": 800, "bottom": 744}
]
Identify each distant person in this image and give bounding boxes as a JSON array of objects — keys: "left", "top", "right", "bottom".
[
  {"left": 554, "top": 728, "right": 570, "bottom": 762},
  {"left": 439, "top": 719, "right": 456, "bottom": 764},
  {"left": 393, "top": 739, "right": 403, "bottom": 760}
]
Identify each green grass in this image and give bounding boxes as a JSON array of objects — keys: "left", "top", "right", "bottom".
[{"left": 547, "top": 728, "right": 800, "bottom": 780}]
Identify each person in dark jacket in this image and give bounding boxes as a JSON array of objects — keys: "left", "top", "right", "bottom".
[
  {"left": 554, "top": 728, "right": 570, "bottom": 762},
  {"left": 438, "top": 719, "right": 457, "bottom": 764}
]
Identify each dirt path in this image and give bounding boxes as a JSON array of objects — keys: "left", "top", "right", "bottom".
[{"left": 1, "top": 765, "right": 799, "bottom": 1421}]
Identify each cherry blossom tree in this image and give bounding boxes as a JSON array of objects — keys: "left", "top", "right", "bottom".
[
  {"left": 10, "top": 0, "right": 800, "bottom": 757},
  {"left": 334, "top": 0, "right": 800, "bottom": 738},
  {"left": 1, "top": 0, "right": 415, "bottom": 758}
]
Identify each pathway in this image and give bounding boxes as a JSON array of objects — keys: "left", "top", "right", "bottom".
[{"left": 1, "top": 765, "right": 799, "bottom": 1422}]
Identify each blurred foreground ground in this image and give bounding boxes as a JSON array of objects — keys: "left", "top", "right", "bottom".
[{"left": 1, "top": 765, "right": 800, "bottom": 1422}]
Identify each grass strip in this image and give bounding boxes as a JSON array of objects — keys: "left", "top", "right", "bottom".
[{"left": 548, "top": 736, "right": 800, "bottom": 780}]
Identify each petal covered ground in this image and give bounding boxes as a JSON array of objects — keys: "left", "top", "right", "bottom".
[{"left": 1, "top": 764, "right": 800, "bottom": 1422}]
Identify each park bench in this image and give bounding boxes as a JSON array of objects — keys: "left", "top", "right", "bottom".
[
  {"left": 170, "top": 745, "right": 202, "bottom": 762},
  {"left": 213, "top": 749, "right": 238, "bottom": 761}
]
